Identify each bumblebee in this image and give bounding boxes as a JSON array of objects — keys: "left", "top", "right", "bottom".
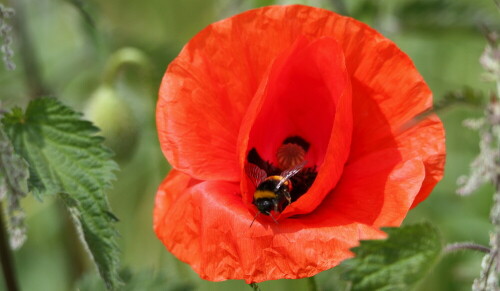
[{"left": 245, "top": 160, "right": 306, "bottom": 224}]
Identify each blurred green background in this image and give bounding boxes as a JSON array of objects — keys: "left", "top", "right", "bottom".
[{"left": 0, "top": 0, "right": 499, "bottom": 290}]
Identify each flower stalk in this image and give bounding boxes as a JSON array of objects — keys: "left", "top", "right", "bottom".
[
  {"left": 0, "top": 4, "right": 15, "bottom": 70},
  {"left": 471, "top": 29, "right": 500, "bottom": 291},
  {"left": 7, "top": 0, "right": 49, "bottom": 98},
  {"left": 443, "top": 242, "right": 491, "bottom": 254},
  {"left": 329, "top": 0, "right": 348, "bottom": 16},
  {"left": 101, "top": 47, "right": 152, "bottom": 86},
  {"left": 248, "top": 283, "right": 261, "bottom": 291},
  {"left": 475, "top": 103, "right": 500, "bottom": 291},
  {"left": 307, "top": 276, "right": 318, "bottom": 291},
  {"left": 0, "top": 202, "right": 20, "bottom": 291}
]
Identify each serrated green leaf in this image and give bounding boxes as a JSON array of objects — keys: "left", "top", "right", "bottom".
[
  {"left": 343, "top": 222, "right": 442, "bottom": 291},
  {"left": 0, "top": 125, "right": 29, "bottom": 249},
  {"left": 2, "top": 97, "right": 121, "bottom": 290},
  {"left": 436, "top": 86, "right": 485, "bottom": 111}
]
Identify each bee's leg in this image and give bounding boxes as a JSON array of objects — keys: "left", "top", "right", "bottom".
[
  {"left": 273, "top": 200, "right": 279, "bottom": 213},
  {"left": 284, "top": 190, "right": 292, "bottom": 205},
  {"left": 249, "top": 212, "right": 260, "bottom": 228},
  {"left": 269, "top": 212, "right": 279, "bottom": 224}
]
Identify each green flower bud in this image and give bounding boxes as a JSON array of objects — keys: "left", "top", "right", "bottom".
[{"left": 85, "top": 84, "right": 139, "bottom": 162}]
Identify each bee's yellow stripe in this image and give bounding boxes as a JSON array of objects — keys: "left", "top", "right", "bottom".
[{"left": 254, "top": 190, "right": 277, "bottom": 199}]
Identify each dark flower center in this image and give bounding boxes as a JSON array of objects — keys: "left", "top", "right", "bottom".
[{"left": 247, "top": 136, "right": 318, "bottom": 202}]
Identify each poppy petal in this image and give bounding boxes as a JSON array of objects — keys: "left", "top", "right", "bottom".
[
  {"left": 155, "top": 5, "right": 446, "bottom": 284},
  {"left": 154, "top": 170, "right": 386, "bottom": 283},
  {"left": 323, "top": 149, "right": 425, "bottom": 227},
  {"left": 158, "top": 5, "right": 433, "bottom": 182},
  {"left": 236, "top": 36, "right": 352, "bottom": 216},
  {"left": 347, "top": 113, "right": 445, "bottom": 211},
  {"left": 157, "top": 61, "right": 243, "bottom": 181},
  {"left": 394, "top": 115, "right": 446, "bottom": 207},
  {"left": 279, "top": 77, "right": 352, "bottom": 217},
  {"left": 324, "top": 115, "right": 444, "bottom": 227}
]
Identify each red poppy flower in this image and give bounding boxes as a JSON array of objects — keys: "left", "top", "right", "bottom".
[{"left": 154, "top": 5, "right": 445, "bottom": 283}]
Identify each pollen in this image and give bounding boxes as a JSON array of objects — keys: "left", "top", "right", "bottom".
[{"left": 277, "top": 143, "right": 306, "bottom": 169}]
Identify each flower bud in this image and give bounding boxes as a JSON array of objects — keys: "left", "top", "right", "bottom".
[{"left": 85, "top": 84, "right": 139, "bottom": 162}]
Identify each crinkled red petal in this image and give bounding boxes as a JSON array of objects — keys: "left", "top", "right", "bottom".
[
  {"left": 155, "top": 4, "right": 447, "bottom": 283},
  {"left": 312, "top": 113, "right": 444, "bottom": 227},
  {"left": 157, "top": 5, "right": 437, "bottom": 183},
  {"left": 395, "top": 115, "right": 446, "bottom": 207},
  {"left": 328, "top": 154, "right": 425, "bottom": 227},
  {"left": 154, "top": 170, "right": 386, "bottom": 283},
  {"left": 237, "top": 36, "right": 352, "bottom": 217}
]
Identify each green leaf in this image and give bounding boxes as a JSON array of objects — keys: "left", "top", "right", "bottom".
[
  {"left": 2, "top": 98, "right": 121, "bottom": 289},
  {"left": 0, "top": 125, "right": 29, "bottom": 249},
  {"left": 343, "top": 222, "right": 442, "bottom": 291},
  {"left": 436, "top": 86, "right": 485, "bottom": 112}
]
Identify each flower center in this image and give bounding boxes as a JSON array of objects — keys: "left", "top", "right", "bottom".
[
  {"left": 247, "top": 136, "right": 318, "bottom": 202},
  {"left": 277, "top": 136, "right": 309, "bottom": 169}
]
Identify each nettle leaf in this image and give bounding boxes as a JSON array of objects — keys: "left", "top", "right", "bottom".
[
  {"left": 436, "top": 86, "right": 484, "bottom": 111},
  {"left": 343, "top": 222, "right": 442, "bottom": 291},
  {"left": 2, "top": 98, "right": 121, "bottom": 289},
  {"left": 0, "top": 125, "right": 29, "bottom": 249}
]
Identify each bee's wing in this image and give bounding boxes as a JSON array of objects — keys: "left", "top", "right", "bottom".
[
  {"left": 245, "top": 163, "right": 267, "bottom": 187},
  {"left": 275, "top": 160, "right": 307, "bottom": 191}
]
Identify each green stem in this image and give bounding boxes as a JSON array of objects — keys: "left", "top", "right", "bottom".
[
  {"left": 7, "top": 0, "right": 50, "bottom": 99},
  {"left": 102, "top": 47, "right": 152, "bottom": 85},
  {"left": 65, "top": 0, "right": 104, "bottom": 59},
  {"left": 444, "top": 242, "right": 491, "bottom": 254},
  {"left": 307, "top": 276, "right": 318, "bottom": 291},
  {"left": 329, "top": 0, "right": 349, "bottom": 16},
  {"left": 57, "top": 201, "right": 87, "bottom": 287},
  {"left": 248, "top": 283, "right": 261, "bottom": 291},
  {"left": 0, "top": 202, "right": 20, "bottom": 291}
]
